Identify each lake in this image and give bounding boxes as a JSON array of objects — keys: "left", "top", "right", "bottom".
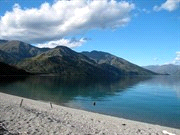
[{"left": 0, "top": 75, "right": 179, "bottom": 129}]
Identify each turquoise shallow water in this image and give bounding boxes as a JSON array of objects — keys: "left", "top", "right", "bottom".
[{"left": 0, "top": 75, "right": 179, "bottom": 128}]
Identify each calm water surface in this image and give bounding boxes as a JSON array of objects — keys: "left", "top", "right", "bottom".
[{"left": 0, "top": 75, "right": 179, "bottom": 128}]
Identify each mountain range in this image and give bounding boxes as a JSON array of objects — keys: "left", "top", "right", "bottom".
[
  {"left": 143, "top": 64, "right": 180, "bottom": 75},
  {"left": 0, "top": 39, "right": 157, "bottom": 80},
  {"left": 82, "top": 51, "right": 156, "bottom": 75}
]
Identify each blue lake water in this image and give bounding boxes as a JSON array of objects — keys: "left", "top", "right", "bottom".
[{"left": 0, "top": 75, "right": 179, "bottom": 128}]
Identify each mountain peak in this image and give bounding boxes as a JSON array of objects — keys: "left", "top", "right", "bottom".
[
  {"left": 0, "top": 40, "right": 50, "bottom": 63},
  {"left": 55, "top": 45, "right": 69, "bottom": 49},
  {"left": 0, "top": 39, "right": 8, "bottom": 44},
  {"left": 42, "top": 46, "right": 78, "bottom": 57}
]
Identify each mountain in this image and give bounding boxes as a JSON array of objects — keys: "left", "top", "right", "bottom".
[
  {"left": 143, "top": 64, "right": 180, "bottom": 75},
  {"left": 82, "top": 51, "right": 157, "bottom": 75},
  {"left": 17, "top": 46, "right": 123, "bottom": 80},
  {"left": 0, "top": 39, "right": 157, "bottom": 80},
  {"left": 0, "top": 62, "right": 30, "bottom": 75},
  {"left": 0, "top": 40, "right": 50, "bottom": 64}
]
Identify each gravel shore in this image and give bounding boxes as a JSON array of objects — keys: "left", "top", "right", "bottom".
[{"left": 0, "top": 92, "right": 179, "bottom": 135}]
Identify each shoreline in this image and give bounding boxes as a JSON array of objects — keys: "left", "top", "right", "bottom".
[{"left": 0, "top": 92, "right": 179, "bottom": 135}]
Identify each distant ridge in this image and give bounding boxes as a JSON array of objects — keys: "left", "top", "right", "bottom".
[{"left": 143, "top": 64, "right": 180, "bottom": 75}]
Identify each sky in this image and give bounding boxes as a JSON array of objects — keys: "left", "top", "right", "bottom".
[{"left": 0, "top": 0, "right": 179, "bottom": 66}]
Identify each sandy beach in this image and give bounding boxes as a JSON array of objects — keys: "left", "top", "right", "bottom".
[{"left": 0, "top": 92, "right": 179, "bottom": 135}]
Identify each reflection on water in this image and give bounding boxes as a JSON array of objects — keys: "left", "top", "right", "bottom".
[
  {"left": 0, "top": 75, "right": 151, "bottom": 104},
  {"left": 0, "top": 75, "right": 179, "bottom": 128},
  {"left": 142, "top": 76, "right": 180, "bottom": 99}
]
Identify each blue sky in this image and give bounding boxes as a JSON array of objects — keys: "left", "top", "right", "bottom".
[{"left": 0, "top": 0, "right": 179, "bottom": 66}]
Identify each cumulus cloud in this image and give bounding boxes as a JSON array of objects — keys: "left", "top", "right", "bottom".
[
  {"left": 37, "top": 38, "right": 87, "bottom": 48},
  {"left": 0, "top": 0, "right": 135, "bottom": 45},
  {"left": 153, "top": 0, "right": 180, "bottom": 12}
]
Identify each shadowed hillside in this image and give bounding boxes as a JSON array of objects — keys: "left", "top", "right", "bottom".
[{"left": 0, "top": 62, "right": 30, "bottom": 75}]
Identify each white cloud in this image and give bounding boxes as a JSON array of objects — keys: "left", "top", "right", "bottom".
[
  {"left": 133, "top": 8, "right": 151, "bottom": 17},
  {"left": 0, "top": 0, "right": 135, "bottom": 45},
  {"left": 165, "top": 52, "right": 180, "bottom": 65},
  {"left": 37, "top": 38, "right": 87, "bottom": 48},
  {"left": 153, "top": 57, "right": 159, "bottom": 61},
  {"left": 142, "top": 8, "right": 151, "bottom": 14},
  {"left": 153, "top": 0, "right": 180, "bottom": 12},
  {"left": 174, "top": 52, "right": 180, "bottom": 63}
]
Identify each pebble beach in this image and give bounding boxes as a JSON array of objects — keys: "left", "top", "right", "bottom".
[{"left": 0, "top": 92, "right": 179, "bottom": 135}]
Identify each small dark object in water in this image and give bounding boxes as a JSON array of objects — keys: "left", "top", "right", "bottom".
[
  {"left": 122, "top": 124, "right": 126, "bottom": 126},
  {"left": 93, "top": 102, "right": 96, "bottom": 106}
]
